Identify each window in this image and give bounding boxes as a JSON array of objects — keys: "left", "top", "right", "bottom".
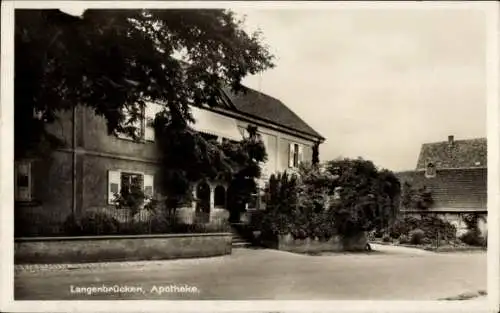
[
  {"left": 118, "top": 102, "right": 163, "bottom": 142},
  {"left": 214, "top": 185, "right": 226, "bottom": 208},
  {"left": 117, "top": 106, "right": 144, "bottom": 141},
  {"left": 333, "top": 187, "right": 342, "bottom": 200},
  {"left": 425, "top": 162, "right": 436, "bottom": 178},
  {"left": 121, "top": 172, "right": 143, "bottom": 195},
  {"left": 15, "top": 160, "right": 33, "bottom": 201},
  {"left": 288, "top": 143, "right": 303, "bottom": 168},
  {"left": 144, "top": 102, "right": 163, "bottom": 141},
  {"left": 108, "top": 170, "right": 154, "bottom": 204}
]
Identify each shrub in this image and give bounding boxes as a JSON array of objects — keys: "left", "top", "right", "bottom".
[
  {"left": 389, "top": 215, "right": 457, "bottom": 242},
  {"left": 63, "top": 211, "right": 120, "bottom": 236},
  {"left": 382, "top": 234, "right": 392, "bottom": 242},
  {"left": 463, "top": 213, "right": 479, "bottom": 231},
  {"left": 419, "top": 215, "right": 457, "bottom": 241},
  {"left": 398, "top": 234, "right": 409, "bottom": 244},
  {"left": 409, "top": 228, "right": 425, "bottom": 245},
  {"left": 421, "top": 237, "right": 432, "bottom": 245},
  {"left": 459, "top": 230, "right": 485, "bottom": 247},
  {"left": 374, "top": 229, "right": 385, "bottom": 238},
  {"left": 389, "top": 216, "right": 420, "bottom": 238},
  {"left": 119, "top": 212, "right": 175, "bottom": 235},
  {"left": 112, "top": 187, "right": 147, "bottom": 215},
  {"left": 257, "top": 159, "right": 401, "bottom": 246},
  {"left": 15, "top": 210, "right": 62, "bottom": 237}
]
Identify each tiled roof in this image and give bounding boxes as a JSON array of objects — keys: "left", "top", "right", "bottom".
[
  {"left": 396, "top": 168, "right": 486, "bottom": 210},
  {"left": 416, "top": 137, "right": 486, "bottom": 170},
  {"left": 220, "top": 86, "right": 325, "bottom": 140}
]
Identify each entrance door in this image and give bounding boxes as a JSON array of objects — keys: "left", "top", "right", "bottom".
[
  {"left": 195, "top": 182, "right": 210, "bottom": 223},
  {"left": 227, "top": 183, "right": 245, "bottom": 223}
]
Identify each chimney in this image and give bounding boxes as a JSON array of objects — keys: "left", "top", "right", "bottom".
[{"left": 448, "top": 135, "right": 454, "bottom": 146}]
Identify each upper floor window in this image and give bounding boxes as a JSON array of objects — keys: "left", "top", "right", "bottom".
[
  {"left": 425, "top": 162, "right": 436, "bottom": 178},
  {"left": 117, "top": 102, "right": 162, "bottom": 142},
  {"left": 107, "top": 170, "right": 154, "bottom": 204},
  {"left": 289, "top": 143, "right": 303, "bottom": 168}
]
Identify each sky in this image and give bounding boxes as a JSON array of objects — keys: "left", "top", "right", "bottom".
[
  {"left": 236, "top": 8, "right": 487, "bottom": 171},
  {"left": 57, "top": 4, "right": 488, "bottom": 172}
]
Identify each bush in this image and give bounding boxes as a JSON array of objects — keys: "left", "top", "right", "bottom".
[
  {"left": 63, "top": 212, "right": 120, "bottom": 236},
  {"left": 374, "top": 229, "right": 385, "bottom": 238},
  {"left": 258, "top": 159, "right": 400, "bottom": 243},
  {"left": 398, "top": 234, "right": 409, "bottom": 244},
  {"left": 421, "top": 237, "right": 432, "bottom": 245},
  {"left": 389, "top": 216, "right": 420, "bottom": 238},
  {"left": 15, "top": 210, "right": 62, "bottom": 237},
  {"left": 389, "top": 215, "right": 457, "bottom": 242},
  {"left": 459, "top": 230, "right": 485, "bottom": 247},
  {"left": 409, "top": 228, "right": 425, "bottom": 245},
  {"left": 419, "top": 215, "right": 457, "bottom": 241},
  {"left": 382, "top": 234, "right": 392, "bottom": 243}
]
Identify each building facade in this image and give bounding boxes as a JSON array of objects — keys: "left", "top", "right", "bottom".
[
  {"left": 14, "top": 86, "right": 324, "bottom": 232},
  {"left": 396, "top": 135, "right": 487, "bottom": 236}
]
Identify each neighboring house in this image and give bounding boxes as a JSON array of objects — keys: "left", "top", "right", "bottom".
[
  {"left": 14, "top": 85, "right": 324, "bottom": 231},
  {"left": 396, "top": 135, "right": 487, "bottom": 235}
]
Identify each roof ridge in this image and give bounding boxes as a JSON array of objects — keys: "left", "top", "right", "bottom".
[
  {"left": 222, "top": 84, "right": 325, "bottom": 140},
  {"left": 245, "top": 86, "right": 324, "bottom": 138},
  {"left": 421, "top": 137, "right": 486, "bottom": 145}
]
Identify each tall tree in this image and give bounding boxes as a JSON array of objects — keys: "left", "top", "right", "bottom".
[
  {"left": 325, "top": 158, "right": 401, "bottom": 235},
  {"left": 15, "top": 9, "right": 274, "bottom": 158},
  {"left": 312, "top": 142, "right": 320, "bottom": 165}
]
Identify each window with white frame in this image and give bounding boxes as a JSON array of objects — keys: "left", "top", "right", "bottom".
[
  {"left": 117, "top": 106, "right": 144, "bottom": 141},
  {"left": 144, "top": 102, "right": 163, "bottom": 141},
  {"left": 425, "top": 161, "right": 436, "bottom": 178},
  {"left": 288, "top": 143, "right": 303, "bottom": 168},
  {"left": 107, "top": 170, "right": 154, "bottom": 204},
  {"left": 117, "top": 102, "right": 163, "bottom": 142},
  {"left": 15, "top": 160, "right": 33, "bottom": 201}
]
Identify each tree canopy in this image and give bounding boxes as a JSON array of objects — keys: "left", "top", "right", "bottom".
[
  {"left": 325, "top": 158, "right": 401, "bottom": 234},
  {"left": 15, "top": 9, "right": 274, "bottom": 157},
  {"left": 258, "top": 158, "right": 402, "bottom": 240}
]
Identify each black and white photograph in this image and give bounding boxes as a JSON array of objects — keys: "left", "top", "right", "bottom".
[{"left": 1, "top": 1, "right": 498, "bottom": 312}]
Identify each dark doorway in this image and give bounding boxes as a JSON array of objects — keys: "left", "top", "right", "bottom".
[
  {"left": 195, "top": 182, "right": 210, "bottom": 223},
  {"left": 214, "top": 185, "right": 226, "bottom": 208},
  {"left": 226, "top": 183, "right": 246, "bottom": 223}
]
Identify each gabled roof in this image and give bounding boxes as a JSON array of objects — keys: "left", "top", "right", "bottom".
[
  {"left": 416, "top": 137, "right": 486, "bottom": 170},
  {"left": 396, "top": 168, "right": 487, "bottom": 211},
  {"left": 220, "top": 86, "right": 325, "bottom": 141}
]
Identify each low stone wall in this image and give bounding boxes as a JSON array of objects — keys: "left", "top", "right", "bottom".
[
  {"left": 15, "top": 233, "right": 232, "bottom": 264},
  {"left": 264, "top": 232, "right": 368, "bottom": 253},
  {"left": 175, "top": 207, "right": 229, "bottom": 224}
]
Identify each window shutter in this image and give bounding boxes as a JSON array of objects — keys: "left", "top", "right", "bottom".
[
  {"left": 298, "top": 145, "right": 304, "bottom": 165},
  {"left": 144, "top": 174, "right": 154, "bottom": 198},
  {"left": 288, "top": 143, "right": 295, "bottom": 168},
  {"left": 144, "top": 102, "right": 162, "bottom": 141},
  {"left": 144, "top": 118, "right": 155, "bottom": 141},
  {"left": 108, "top": 170, "right": 121, "bottom": 204},
  {"left": 117, "top": 109, "right": 131, "bottom": 139}
]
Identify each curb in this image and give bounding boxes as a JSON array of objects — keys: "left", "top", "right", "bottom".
[
  {"left": 439, "top": 290, "right": 487, "bottom": 301},
  {"left": 370, "top": 241, "right": 486, "bottom": 253},
  {"left": 15, "top": 256, "right": 226, "bottom": 274}
]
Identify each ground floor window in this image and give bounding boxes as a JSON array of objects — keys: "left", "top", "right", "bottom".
[
  {"left": 15, "top": 160, "right": 33, "bottom": 202},
  {"left": 121, "top": 172, "right": 144, "bottom": 194},
  {"left": 108, "top": 170, "right": 154, "bottom": 204}
]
